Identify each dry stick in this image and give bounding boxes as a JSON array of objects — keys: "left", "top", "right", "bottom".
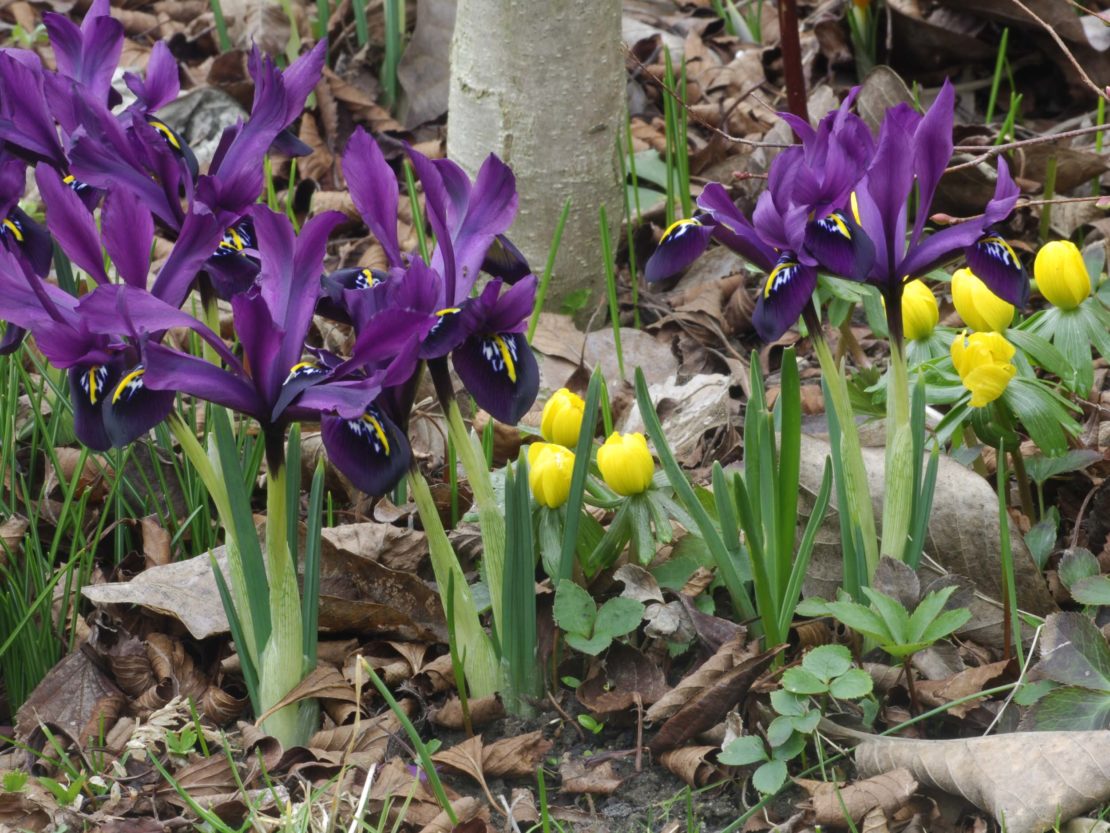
[
  {"left": 1008, "top": 0, "right": 1109, "bottom": 103},
  {"left": 778, "top": 0, "right": 809, "bottom": 124},
  {"left": 946, "top": 123, "right": 1110, "bottom": 173}
]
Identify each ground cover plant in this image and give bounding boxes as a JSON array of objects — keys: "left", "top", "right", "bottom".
[{"left": 0, "top": 1, "right": 1109, "bottom": 832}]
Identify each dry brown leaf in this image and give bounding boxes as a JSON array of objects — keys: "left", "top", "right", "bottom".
[
  {"left": 322, "top": 522, "right": 429, "bottom": 574},
  {"left": 659, "top": 746, "right": 723, "bottom": 787},
  {"left": 428, "top": 694, "right": 505, "bottom": 729},
  {"left": 416, "top": 797, "right": 484, "bottom": 833},
  {"left": 159, "top": 754, "right": 238, "bottom": 803},
  {"left": 646, "top": 635, "right": 753, "bottom": 722},
  {"left": 577, "top": 642, "right": 668, "bottom": 715},
  {"left": 432, "top": 734, "right": 490, "bottom": 793},
  {"left": 861, "top": 805, "right": 890, "bottom": 833},
  {"left": 914, "top": 660, "right": 1010, "bottom": 717},
  {"left": 0, "top": 791, "right": 50, "bottom": 832},
  {"left": 798, "top": 768, "right": 917, "bottom": 826},
  {"left": 258, "top": 666, "right": 358, "bottom": 724},
  {"left": 856, "top": 732, "right": 1110, "bottom": 833},
  {"left": 558, "top": 758, "right": 622, "bottom": 795},
  {"left": 16, "top": 648, "right": 126, "bottom": 745},
  {"left": 309, "top": 705, "right": 408, "bottom": 767},
  {"left": 481, "top": 731, "right": 553, "bottom": 778},
  {"left": 650, "top": 646, "right": 780, "bottom": 754},
  {"left": 140, "top": 516, "right": 172, "bottom": 569}
]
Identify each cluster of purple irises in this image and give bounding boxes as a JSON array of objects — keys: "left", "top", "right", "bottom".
[
  {"left": 0, "top": 1, "right": 539, "bottom": 496},
  {"left": 646, "top": 83, "right": 1029, "bottom": 344}
]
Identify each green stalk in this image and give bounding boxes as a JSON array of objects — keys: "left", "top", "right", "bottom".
[
  {"left": 258, "top": 452, "right": 306, "bottom": 747},
  {"left": 443, "top": 398, "right": 506, "bottom": 643},
  {"left": 808, "top": 312, "right": 879, "bottom": 578},
  {"left": 351, "top": 0, "right": 369, "bottom": 47},
  {"left": 527, "top": 197, "right": 572, "bottom": 342},
  {"left": 880, "top": 340, "right": 913, "bottom": 561},
  {"left": 382, "top": 0, "right": 403, "bottom": 109},
  {"left": 166, "top": 413, "right": 258, "bottom": 668},
  {"left": 599, "top": 205, "right": 626, "bottom": 380},
  {"left": 985, "top": 28, "right": 1010, "bottom": 125},
  {"left": 408, "top": 469, "right": 498, "bottom": 697},
  {"left": 209, "top": 0, "right": 231, "bottom": 52},
  {"left": 316, "top": 0, "right": 330, "bottom": 40}
]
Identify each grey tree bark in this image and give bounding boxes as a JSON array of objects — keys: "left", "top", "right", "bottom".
[{"left": 447, "top": 0, "right": 625, "bottom": 309}]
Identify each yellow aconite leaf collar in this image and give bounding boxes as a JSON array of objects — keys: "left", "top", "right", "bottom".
[
  {"left": 597, "top": 432, "right": 655, "bottom": 496},
  {"left": 527, "top": 442, "right": 574, "bottom": 509},
  {"left": 951, "top": 330, "right": 1016, "bottom": 408},
  {"left": 1034, "top": 240, "right": 1091, "bottom": 310},
  {"left": 540, "top": 388, "right": 585, "bottom": 448}
]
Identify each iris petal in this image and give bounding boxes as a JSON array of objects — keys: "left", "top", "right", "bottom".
[
  {"left": 751, "top": 256, "right": 818, "bottom": 343},
  {"left": 321, "top": 405, "right": 411, "bottom": 495},
  {"left": 964, "top": 234, "right": 1029, "bottom": 307},
  {"left": 452, "top": 331, "right": 539, "bottom": 424},
  {"left": 644, "top": 219, "right": 715, "bottom": 282},
  {"left": 103, "top": 365, "right": 175, "bottom": 446},
  {"left": 803, "top": 210, "right": 874, "bottom": 281},
  {"left": 68, "top": 364, "right": 114, "bottom": 451}
]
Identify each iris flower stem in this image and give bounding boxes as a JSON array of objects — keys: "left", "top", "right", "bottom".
[
  {"left": 408, "top": 468, "right": 499, "bottom": 697},
  {"left": 777, "top": 0, "right": 808, "bottom": 124},
  {"left": 880, "top": 333, "right": 914, "bottom": 562},
  {"left": 166, "top": 412, "right": 260, "bottom": 671},
  {"left": 258, "top": 440, "right": 307, "bottom": 747},
  {"left": 430, "top": 361, "right": 506, "bottom": 647},
  {"left": 994, "top": 405, "right": 1036, "bottom": 521},
  {"left": 804, "top": 305, "right": 880, "bottom": 579}
]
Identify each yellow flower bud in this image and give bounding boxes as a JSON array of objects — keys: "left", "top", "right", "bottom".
[
  {"left": 597, "top": 432, "right": 655, "bottom": 496},
  {"left": 1034, "top": 240, "right": 1091, "bottom": 310},
  {"left": 540, "top": 388, "right": 585, "bottom": 448},
  {"left": 951, "top": 268, "right": 1014, "bottom": 333},
  {"left": 951, "top": 330, "right": 1016, "bottom": 408},
  {"left": 902, "top": 280, "right": 939, "bottom": 341},
  {"left": 527, "top": 442, "right": 575, "bottom": 509}
]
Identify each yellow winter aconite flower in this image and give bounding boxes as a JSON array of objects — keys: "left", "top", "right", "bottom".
[
  {"left": 951, "top": 330, "right": 1016, "bottom": 408},
  {"left": 527, "top": 443, "right": 575, "bottom": 509},
  {"left": 597, "top": 432, "right": 655, "bottom": 496},
  {"left": 1034, "top": 240, "right": 1091, "bottom": 310},
  {"left": 540, "top": 388, "right": 585, "bottom": 448},
  {"left": 902, "top": 280, "right": 939, "bottom": 341},
  {"left": 951, "top": 268, "right": 1014, "bottom": 333}
]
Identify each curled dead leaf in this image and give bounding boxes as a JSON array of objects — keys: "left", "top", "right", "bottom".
[{"left": 798, "top": 768, "right": 917, "bottom": 826}]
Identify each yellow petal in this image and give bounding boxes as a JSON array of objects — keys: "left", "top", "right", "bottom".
[{"left": 1034, "top": 240, "right": 1090, "bottom": 310}]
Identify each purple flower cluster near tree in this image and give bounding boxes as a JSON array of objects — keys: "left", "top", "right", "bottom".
[
  {"left": 645, "top": 82, "right": 1028, "bottom": 344},
  {"left": 0, "top": 0, "right": 539, "bottom": 496}
]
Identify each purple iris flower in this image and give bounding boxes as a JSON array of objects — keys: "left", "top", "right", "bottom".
[
  {"left": 646, "top": 81, "right": 1025, "bottom": 344},
  {"left": 79, "top": 207, "right": 430, "bottom": 495},
  {"left": 41, "top": 0, "right": 123, "bottom": 111},
  {"left": 849, "top": 81, "right": 1026, "bottom": 342},
  {"left": 340, "top": 128, "right": 539, "bottom": 424},
  {"left": 0, "top": 153, "right": 51, "bottom": 353}
]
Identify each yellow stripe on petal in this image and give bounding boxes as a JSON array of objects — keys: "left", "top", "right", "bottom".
[
  {"left": 111, "top": 367, "right": 145, "bottom": 404},
  {"left": 493, "top": 334, "right": 517, "bottom": 383},
  {"left": 362, "top": 413, "right": 391, "bottom": 454},
  {"left": 2, "top": 218, "right": 22, "bottom": 242}
]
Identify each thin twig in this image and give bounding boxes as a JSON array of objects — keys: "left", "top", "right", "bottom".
[
  {"left": 982, "top": 624, "right": 1044, "bottom": 736},
  {"left": 947, "top": 122, "right": 1110, "bottom": 173},
  {"left": 1008, "top": 0, "right": 1109, "bottom": 102}
]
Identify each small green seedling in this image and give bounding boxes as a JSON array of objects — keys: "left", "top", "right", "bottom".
[
  {"left": 164, "top": 728, "right": 199, "bottom": 757},
  {"left": 578, "top": 714, "right": 605, "bottom": 735},
  {"left": 720, "top": 645, "right": 874, "bottom": 795},
  {"left": 553, "top": 580, "right": 645, "bottom": 656},
  {"left": 1056, "top": 548, "right": 1110, "bottom": 607},
  {"left": 2, "top": 770, "right": 28, "bottom": 793}
]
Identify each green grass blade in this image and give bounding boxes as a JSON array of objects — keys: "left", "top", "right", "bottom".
[
  {"left": 599, "top": 204, "right": 625, "bottom": 380},
  {"left": 302, "top": 461, "right": 325, "bottom": 669},
  {"left": 528, "top": 197, "right": 572, "bottom": 343},
  {"left": 635, "top": 368, "right": 756, "bottom": 620},
  {"left": 557, "top": 370, "right": 603, "bottom": 582},
  {"left": 211, "top": 555, "right": 261, "bottom": 712},
  {"left": 775, "top": 348, "right": 801, "bottom": 591}
]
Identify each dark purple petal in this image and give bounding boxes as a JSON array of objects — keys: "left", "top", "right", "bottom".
[
  {"left": 141, "top": 341, "right": 260, "bottom": 418},
  {"left": 481, "top": 234, "right": 532, "bottom": 284},
  {"left": 101, "top": 188, "right": 153, "bottom": 288},
  {"left": 964, "top": 234, "right": 1029, "bottom": 307},
  {"left": 696, "top": 183, "right": 776, "bottom": 271},
  {"left": 342, "top": 128, "right": 402, "bottom": 266},
  {"left": 482, "top": 274, "right": 536, "bottom": 334},
  {"left": 420, "top": 306, "right": 467, "bottom": 359},
  {"left": 146, "top": 117, "right": 199, "bottom": 181},
  {"left": 751, "top": 256, "right": 818, "bottom": 343},
  {"left": 0, "top": 155, "right": 26, "bottom": 217},
  {"left": 644, "top": 219, "right": 714, "bottom": 282},
  {"left": 862, "top": 104, "right": 919, "bottom": 280},
  {"left": 102, "top": 364, "right": 176, "bottom": 447},
  {"left": 321, "top": 404, "right": 411, "bottom": 496},
  {"left": 803, "top": 210, "right": 874, "bottom": 282},
  {"left": 0, "top": 323, "right": 26, "bottom": 355},
  {"left": 897, "top": 221, "right": 985, "bottom": 279},
  {"left": 43, "top": 7, "right": 123, "bottom": 105},
  {"left": 405, "top": 146, "right": 457, "bottom": 303},
  {"left": 124, "top": 40, "right": 179, "bottom": 112},
  {"left": 268, "top": 40, "right": 327, "bottom": 126},
  {"left": 452, "top": 331, "right": 539, "bottom": 424},
  {"left": 0, "top": 54, "right": 67, "bottom": 168},
  {"left": 149, "top": 204, "right": 230, "bottom": 308},
  {"left": 69, "top": 364, "right": 114, "bottom": 451},
  {"left": 35, "top": 164, "right": 108, "bottom": 284},
  {"left": 448, "top": 153, "right": 518, "bottom": 295},
  {"left": 982, "top": 157, "right": 1020, "bottom": 226},
  {"left": 909, "top": 80, "right": 955, "bottom": 247},
  {"left": 3, "top": 208, "right": 54, "bottom": 277}
]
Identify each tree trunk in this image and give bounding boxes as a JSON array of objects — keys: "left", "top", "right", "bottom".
[{"left": 448, "top": 0, "right": 625, "bottom": 310}]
